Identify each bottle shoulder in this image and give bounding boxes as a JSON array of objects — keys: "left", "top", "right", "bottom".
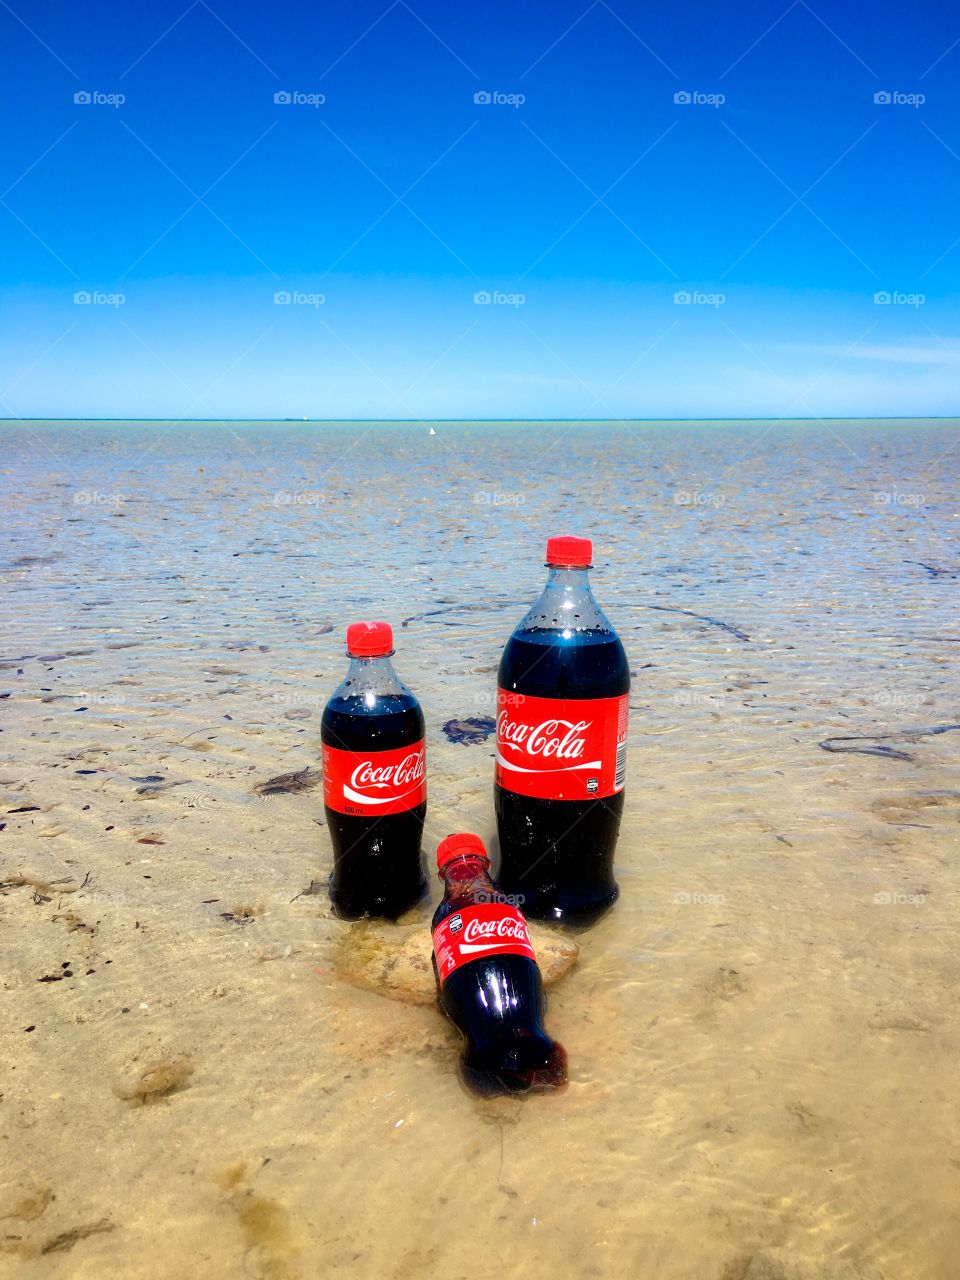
[
  {"left": 431, "top": 898, "right": 453, "bottom": 930},
  {"left": 323, "top": 689, "right": 422, "bottom": 717},
  {"left": 322, "top": 654, "right": 424, "bottom": 743},
  {"left": 498, "top": 627, "right": 629, "bottom": 699},
  {"left": 431, "top": 882, "right": 495, "bottom": 929},
  {"left": 321, "top": 693, "right": 424, "bottom": 747},
  {"left": 514, "top": 577, "right": 616, "bottom": 634}
]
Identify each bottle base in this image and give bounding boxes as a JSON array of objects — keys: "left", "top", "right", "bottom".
[
  {"left": 501, "top": 884, "right": 620, "bottom": 930},
  {"left": 328, "top": 876, "right": 428, "bottom": 922},
  {"left": 460, "top": 1041, "right": 568, "bottom": 1098}
]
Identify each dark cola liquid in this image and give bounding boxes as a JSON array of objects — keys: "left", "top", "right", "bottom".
[
  {"left": 321, "top": 692, "right": 426, "bottom": 920},
  {"left": 495, "top": 628, "right": 630, "bottom": 926},
  {"left": 432, "top": 882, "right": 567, "bottom": 1097}
]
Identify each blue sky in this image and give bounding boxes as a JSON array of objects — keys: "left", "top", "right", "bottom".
[{"left": 1, "top": 0, "right": 958, "bottom": 419}]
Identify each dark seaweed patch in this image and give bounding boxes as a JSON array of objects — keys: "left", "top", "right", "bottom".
[{"left": 443, "top": 717, "right": 496, "bottom": 745}]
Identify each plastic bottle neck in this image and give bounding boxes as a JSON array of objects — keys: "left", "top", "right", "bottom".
[
  {"left": 440, "top": 854, "right": 493, "bottom": 890},
  {"left": 335, "top": 653, "right": 409, "bottom": 703},
  {"left": 345, "top": 653, "right": 395, "bottom": 677},
  {"left": 544, "top": 565, "right": 591, "bottom": 591}
]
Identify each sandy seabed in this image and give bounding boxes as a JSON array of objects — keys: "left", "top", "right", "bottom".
[{"left": 1, "top": 420, "right": 958, "bottom": 1280}]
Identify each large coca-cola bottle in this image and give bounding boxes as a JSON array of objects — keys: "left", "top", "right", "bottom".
[
  {"left": 321, "top": 621, "right": 426, "bottom": 919},
  {"left": 494, "top": 536, "right": 629, "bottom": 925},
  {"left": 431, "top": 832, "right": 567, "bottom": 1096}
]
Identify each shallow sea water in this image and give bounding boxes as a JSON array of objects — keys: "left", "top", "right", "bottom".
[{"left": 1, "top": 420, "right": 958, "bottom": 1279}]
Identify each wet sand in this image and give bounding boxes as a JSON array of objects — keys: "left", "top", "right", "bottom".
[{"left": 1, "top": 420, "right": 958, "bottom": 1279}]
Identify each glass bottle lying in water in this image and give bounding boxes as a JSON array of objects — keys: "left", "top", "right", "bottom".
[{"left": 431, "top": 832, "right": 567, "bottom": 1097}]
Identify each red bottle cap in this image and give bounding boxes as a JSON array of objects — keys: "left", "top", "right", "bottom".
[
  {"left": 346, "top": 620, "right": 393, "bottom": 658},
  {"left": 546, "top": 535, "right": 593, "bottom": 568},
  {"left": 437, "top": 832, "right": 489, "bottom": 870}
]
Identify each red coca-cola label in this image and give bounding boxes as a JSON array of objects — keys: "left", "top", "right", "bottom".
[
  {"left": 432, "top": 902, "right": 536, "bottom": 984},
  {"left": 322, "top": 739, "right": 426, "bottom": 816},
  {"left": 495, "top": 689, "right": 628, "bottom": 801}
]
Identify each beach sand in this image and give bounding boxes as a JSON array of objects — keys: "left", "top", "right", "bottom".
[{"left": 1, "top": 420, "right": 958, "bottom": 1279}]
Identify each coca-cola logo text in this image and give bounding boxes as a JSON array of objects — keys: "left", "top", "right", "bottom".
[
  {"left": 497, "top": 710, "right": 591, "bottom": 759},
  {"left": 350, "top": 750, "right": 424, "bottom": 792},
  {"left": 495, "top": 690, "right": 627, "bottom": 800},
  {"left": 463, "top": 915, "right": 529, "bottom": 944}
]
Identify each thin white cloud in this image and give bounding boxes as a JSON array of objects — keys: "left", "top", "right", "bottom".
[{"left": 779, "top": 341, "right": 960, "bottom": 366}]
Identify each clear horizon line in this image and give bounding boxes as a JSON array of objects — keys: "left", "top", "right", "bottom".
[{"left": 2, "top": 415, "right": 958, "bottom": 425}]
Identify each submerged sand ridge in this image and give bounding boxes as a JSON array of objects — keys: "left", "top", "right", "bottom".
[{"left": 1, "top": 420, "right": 959, "bottom": 1279}]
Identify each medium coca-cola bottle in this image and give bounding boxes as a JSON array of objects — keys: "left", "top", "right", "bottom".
[
  {"left": 494, "top": 536, "right": 629, "bottom": 925},
  {"left": 432, "top": 832, "right": 567, "bottom": 1096},
  {"left": 321, "top": 621, "right": 426, "bottom": 919}
]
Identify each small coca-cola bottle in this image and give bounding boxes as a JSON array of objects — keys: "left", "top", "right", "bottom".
[
  {"left": 431, "top": 832, "right": 567, "bottom": 1097},
  {"left": 321, "top": 621, "right": 426, "bottom": 919},
  {"left": 495, "top": 536, "right": 629, "bottom": 925}
]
